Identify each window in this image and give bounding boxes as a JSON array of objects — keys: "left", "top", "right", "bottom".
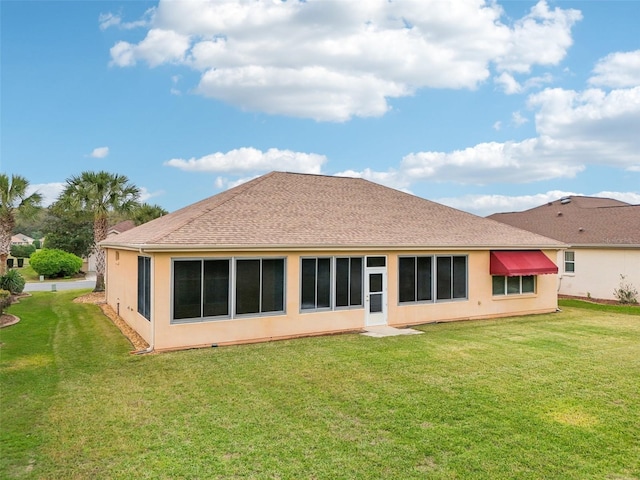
[
  {"left": 366, "top": 256, "right": 386, "bottom": 268},
  {"left": 492, "top": 275, "right": 536, "bottom": 296},
  {"left": 137, "top": 256, "right": 151, "bottom": 320},
  {"left": 336, "top": 257, "right": 363, "bottom": 307},
  {"left": 301, "top": 257, "right": 363, "bottom": 311},
  {"left": 172, "top": 257, "right": 284, "bottom": 323},
  {"left": 174, "top": 259, "right": 230, "bottom": 321},
  {"left": 437, "top": 256, "right": 467, "bottom": 300},
  {"left": 236, "top": 258, "right": 285, "bottom": 315},
  {"left": 564, "top": 251, "right": 575, "bottom": 273},
  {"left": 399, "top": 255, "right": 466, "bottom": 303},
  {"left": 399, "top": 256, "right": 432, "bottom": 303},
  {"left": 301, "top": 258, "right": 331, "bottom": 310}
]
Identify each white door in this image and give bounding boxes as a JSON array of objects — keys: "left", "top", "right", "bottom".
[{"left": 365, "top": 263, "right": 387, "bottom": 326}]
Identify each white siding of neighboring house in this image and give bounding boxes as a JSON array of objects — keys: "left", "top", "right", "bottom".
[{"left": 557, "top": 248, "right": 640, "bottom": 300}]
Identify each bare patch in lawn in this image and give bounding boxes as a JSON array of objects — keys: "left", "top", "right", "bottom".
[{"left": 547, "top": 408, "right": 599, "bottom": 427}]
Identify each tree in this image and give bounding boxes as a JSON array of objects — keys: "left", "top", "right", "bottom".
[
  {"left": 14, "top": 206, "right": 46, "bottom": 240},
  {"left": 0, "top": 174, "right": 43, "bottom": 275},
  {"left": 57, "top": 171, "right": 140, "bottom": 292},
  {"left": 42, "top": 203, "right": 94, "bottom": 258},
  {"left": 131, "top": 203, "right": 168, "bottom": 225}
]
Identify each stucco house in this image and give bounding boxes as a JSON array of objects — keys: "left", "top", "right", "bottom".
[
  {"left": 11, "top": 233, "right": 34, "bottom": 245},
  {"left": 101, "top": 172, "right": 563, "bottom": 352},
  {"left": 488, "top": 196, "right": 640, "bottom": 301}
]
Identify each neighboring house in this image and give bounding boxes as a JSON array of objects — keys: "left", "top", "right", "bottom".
[
  {"left": 488, "top": 196, "right": 640, "bottom": 301},
  {"left": 11, "top": 233, "right": 34, "bottom": 245},
  {"left": 87, "top": 220, "right": 137, "bottom": 272},
  {"left": 101, "top": 172, "right": 563, "bottom": 352}
]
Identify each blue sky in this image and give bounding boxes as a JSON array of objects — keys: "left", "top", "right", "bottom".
[{"left": 2, "top": 0, "right": 639, "bottom": 216}]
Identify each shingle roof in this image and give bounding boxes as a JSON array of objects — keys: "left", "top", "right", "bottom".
[
  {"left": 109, "top": 220, "right": 136, "bottom": 235},
  {"left": 101, "top": 172, "right": 563, "bottom": 251},
  {"left": 488, "top": 196, "right": 640, "bottom": 246}
]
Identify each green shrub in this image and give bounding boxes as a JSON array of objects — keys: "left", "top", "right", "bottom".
[
  {"left": 29, "top": 249, "right": 83, "bottom": 278},
  {"left": 10, "top": 244, "right": 37, "bottom": 259},
  {"left": 0, "top": 270, "right": 26, "bottom": 294},
  {"left": 0, "top": 289, "right": 11, "bottom": 315},
  {"left": 33, "top": 239, "right": 41, "bottom": 249},
  {"left": 613, "top": 274, "right": 639, "bottom": 304}
]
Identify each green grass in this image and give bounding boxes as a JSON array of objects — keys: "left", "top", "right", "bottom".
[
  {"left": 2, "top": 292, "right": 640, "bottom": 479},
  {"left": 13, "top": 263, "right": 38, "bottom": 282},
  {"left": 559, "top": 297, "right": 640, "bottom": 316}
]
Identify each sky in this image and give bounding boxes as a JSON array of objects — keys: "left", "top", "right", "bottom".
[{"left": 2, "top": 0, "right": 639, "bottom": 217}]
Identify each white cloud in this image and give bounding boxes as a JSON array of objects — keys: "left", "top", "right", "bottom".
[
  {"left": 214, "top": 175, "right": 259, "bottom": 191},
  {"left": 495, "top": 72, "right": 522, "bottom": 94},
  {"left": 528, "top": 86, "right": 640, "bottom": 169},
  {"left": 511, "top": 111, "right": 528, "bottom": 126},
  {"left": 495, "top": 71, "right": 554, "bottom": 94},
  {"left": 27, "top": 183, "right": 65, "bottom": 207},
  {"left": 139, "top": 186, "right": 164, "bottom": 203},
  {"left": 400, "top": 137, "right": 585, "bottom": 185},
  {"left": 108, "top": 0, "right": 581, "bottom": 121},
  {"left": 589, "top": 50, "right": 640, "bottom": 88},
  {"left": 495, "top": 1, "right": 581, "bottom": 74},
  {"left": 89, "top": 146, "right": 109, "bottom": 158},
  {"left": 165, "top": 147, "right": 327, "bottom": 175},
  {"left": 344, "top": 79, "right": 640, "bottom": 187},
  {"left": 437, "top": 190, "right": 640, "bottom": 216},
  {"left": 334, "top": 168, "right": 411, "bottom": 193},
  {"left": 99, "top": 8, "right": 154, "bottom": 31},
  {"left": 110, "top": 29, "right": 190, "bottom": 67}
]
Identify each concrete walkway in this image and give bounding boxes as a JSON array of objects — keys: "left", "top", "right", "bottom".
[
  {"left": 361, "top": 325, "right": 424, "bottom": 337},
  {"left": 24, "top": 272, "right": 97, "bottom": 292}
]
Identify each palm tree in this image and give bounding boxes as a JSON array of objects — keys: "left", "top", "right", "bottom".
[
  {"left": 0, "top": 174, "right": 43, "bottom": 275},
  {"left": 131, "top": 203, "right": 168, "bottom": 225},
  {"left": 58, "top": 171, "right": 140, "bottom": 292}
]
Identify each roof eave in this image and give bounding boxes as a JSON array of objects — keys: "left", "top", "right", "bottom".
[
  {"left": 99, "top": 242, "right": 567, "bottom": 253},
  {"left": 566, "top": 243, "right": 640, "bottom": 249}
]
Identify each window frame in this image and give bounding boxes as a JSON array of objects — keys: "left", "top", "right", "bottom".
[
  {"left": 300, "top": 257, "right": 332, "bottom": 311},
  {"left": 235, "top": 257, "right": 286, "bottom": 317},
  {"left": 564, "top": 250, "right": 575, "bottom": 274},
  {"left": 398, "top": 255, "right": 468, "bottom": 304},
  {"left": 137, "top": 256, "right": 151, "bottom": 321},
  {"left": 398, "top": 256, "right": 433, "bottom": 304},
  {"left": 492, "top": 275, "right": 536, "bottom": 296},
  {"left": 300, "top": 256, "right": 364, "bottom": 313},
  {"left": 171, "top": 257, "right": 286, "bottom": 324}
]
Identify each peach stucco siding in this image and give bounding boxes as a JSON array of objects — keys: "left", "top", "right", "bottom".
[
  {"left": 105, "top": 248, "right": 559, "bottom": 352},
  {"left": 556, "top": 248, "right": 640, "bottom": 300}
]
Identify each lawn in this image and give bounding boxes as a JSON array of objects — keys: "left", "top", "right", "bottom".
[{"left": 1, "top": 292, "right": 639, "bottom": 479}]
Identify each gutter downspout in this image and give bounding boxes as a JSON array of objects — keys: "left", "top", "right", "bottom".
[
  {"left": 556, "top": 249, "right": 564, "bottom": 312},
  {"left": 133, "top": 248, "right": 155, "bottom": 355}
]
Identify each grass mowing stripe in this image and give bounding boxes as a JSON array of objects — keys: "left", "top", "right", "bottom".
[
  {"left": 2, "top": 294, "right": 640, "bottom": 479},
  {"left": 0, "top": 292, "right": 63, "bottom": 478}
]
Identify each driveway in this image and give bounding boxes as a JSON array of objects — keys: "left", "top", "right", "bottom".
[{"left": 24, "top": 272, "right": 97, "bottom": 292}]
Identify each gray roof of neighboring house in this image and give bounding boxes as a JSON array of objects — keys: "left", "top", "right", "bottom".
[
  {"left": 11, "top": 233, "right": 34, "bottom": 243},
  {"left": 488, "top": 196, "right": 640, "bottom": 246},
  {"left": 101, "top": 171, "right": 563, "bottom": 251},
  {"left": 108, "top": 220, "right": 137, "bottom": 235}
]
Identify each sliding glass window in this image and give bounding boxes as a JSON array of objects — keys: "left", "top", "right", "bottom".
[
  {"left": 172, "top": 257, "right": 284, "bottom": 323},
  {"left": 301, "top": 257, "right": 363, "bottom": 311},
  {"left": 399, "top": 255, "right": 467, "bottom": 304}
]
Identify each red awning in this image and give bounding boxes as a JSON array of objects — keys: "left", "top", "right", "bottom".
[{"left": 490, "top": 250, "right": 558, "bottom": 276}]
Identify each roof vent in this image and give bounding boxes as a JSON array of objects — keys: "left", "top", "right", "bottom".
[
  {"left": 560, "top": 197, "right": 571, "bottom": 204},
  {"left": 557, "top": 212, "right": 563, "bottom": 216},
  {"left": 578, "top": 227, "right": 584, "bottom": 232}
]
